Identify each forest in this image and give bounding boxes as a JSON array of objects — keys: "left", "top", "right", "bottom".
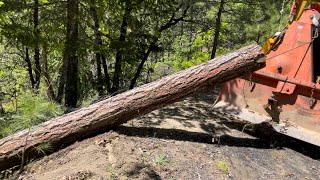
[{"left": 0, "top": 0, "right": 290, "bottom": 138}]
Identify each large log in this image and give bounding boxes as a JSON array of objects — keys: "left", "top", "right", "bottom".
[{"left": 0, "top": 44, "right": 265, "bottom": 171}]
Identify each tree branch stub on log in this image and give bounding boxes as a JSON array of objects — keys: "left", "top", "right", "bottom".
[{"left": 0, "top": 44, "right": 265, "bottom": 171}]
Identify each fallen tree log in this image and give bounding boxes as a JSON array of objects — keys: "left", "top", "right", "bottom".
[{"left": 0, "top": 44, "right": 265, "bottom": 171}]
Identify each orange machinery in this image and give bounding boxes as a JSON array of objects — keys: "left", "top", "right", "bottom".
[{"left": 214, "top": 0, "right": 320, "bottom": 146}]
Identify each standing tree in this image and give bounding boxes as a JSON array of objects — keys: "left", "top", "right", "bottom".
[
  {"left": 210, "top": 0, "right": 224, "bottom": 59},
  {"left": 63, "top": 0, "right": 80, "bottom": 108},
  {"left": 33, "top": 0, "right": 41, "bottom": 90}
]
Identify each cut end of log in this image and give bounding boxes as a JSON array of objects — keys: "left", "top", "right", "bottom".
[{"left": 256, "top": 56, "right": 266, "bottom": 63}]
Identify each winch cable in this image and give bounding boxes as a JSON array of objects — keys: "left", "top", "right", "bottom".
[{"left": 266, "top": 40, "right": 313, "bottom": 61}]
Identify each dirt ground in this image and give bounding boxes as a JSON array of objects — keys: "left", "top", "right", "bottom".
[{"left": 6, "top": 90, "right": 320, "bottom": 180}]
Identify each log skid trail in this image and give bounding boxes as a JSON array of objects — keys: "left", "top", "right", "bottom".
[{"left": 0, "top": 44, "right": 265, "bottom": 171}]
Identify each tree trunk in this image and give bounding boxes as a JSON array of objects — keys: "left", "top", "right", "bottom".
[
  {"left": 24, "top": 47, "right": 36, "bottom": 89},
  {"left": 90, "top": 6, "right": 107, "bottom": 96},
  {"left": 145, "top": 67, "right": 153, "bottom": 84},
  {"left": 64, "top": 0, "right": 79, "bottom": 108},
  {"left": 210, "top": 0, "right": 224, "bottom": 59},
  {"left": 112, "top": 1, "right": 131, "bottom": 93},
  {"left": 0, "top": 44, "right": 264, "bottom": 171},
  {"left": 34, "top": 0, "right": 41, "bottom": 90},
  {"left": 188, "top": 6, "right": 194, "bottom": 61},
  {"left": 0, "top": 104, "right": 4, "bottom": 115},
  {"left": 0, "top": 89, "right": 4, "bottom": 115},
  {"left": 129, "top": 3, "right": 190, "bottom": 89},
  {"left": 56, "top": 55, "right": 67, "bottom": 104},
  {"left": 42, "top": 45, "right": 56, "bottom": 101},
  {"left": 101, "top": 55, "right": 112, "bottom": 92},
  {"left": 95, "top": 54, "right": 103, "bottom": 96},
  {"left": 129, "top": 42, "right": 154, "bottom": 89}
]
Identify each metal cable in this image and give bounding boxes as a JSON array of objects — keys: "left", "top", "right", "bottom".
[{"left": 266, "top": 40, "right": 313, "bottom": 61}]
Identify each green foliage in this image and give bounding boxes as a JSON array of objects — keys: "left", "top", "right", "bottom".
[
  {"left": 80, "top": 93, "right": 99, "bottom": 108},
  {"left": 0, "top": 92, "right": 62, "bottom": 138},
  {"left": 18, "top": 92, "right": 62, "bottom": 123},
  {"left": 34, "top": 141, "right": 53, "bottom": 155},
  {"left": 106, "top": 163, "right": 118, "bottom": 179},
  {"left": 215, "top": 160, "right": 229, "bottom": 174},
  {"left": 154, "top": 154, "right": 169, "bottom": 166}
]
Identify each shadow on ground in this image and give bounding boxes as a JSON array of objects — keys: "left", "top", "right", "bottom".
[
  {"left": 124, "top": 163, "right": 161, "bottom": 180},
  {"left": 119, "top": 89, "right": 320, "bottom": 160}
]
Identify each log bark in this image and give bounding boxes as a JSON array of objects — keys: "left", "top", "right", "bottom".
[{"left": 0, "top": 44, "right": 265, "bottom": 171}]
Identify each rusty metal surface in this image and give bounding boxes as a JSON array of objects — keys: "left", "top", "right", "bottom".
[
  {"left": 215, "top": 9, "right": 320, "bottom": 146},
  {"left": 252, "top": 70, "right": 320, "bottom": 97},
  {"left": 214, "top": 101, "right": 320, "bottom": 147}
]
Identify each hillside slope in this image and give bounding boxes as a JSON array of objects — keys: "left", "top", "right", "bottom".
[{"left": 10, "top": 90, "right": 320, "bottom": 180}]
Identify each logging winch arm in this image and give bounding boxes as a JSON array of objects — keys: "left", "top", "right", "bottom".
[
  {"left": 263, "top": 0, "right": 320, "bottom": 54},
  {"left": 215, "top": 0, "right": 320, "bottom": 147}
]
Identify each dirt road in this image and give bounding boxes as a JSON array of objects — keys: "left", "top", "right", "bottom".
[{"left": 7, "top": 90, "right": 320, "bottom": 179}]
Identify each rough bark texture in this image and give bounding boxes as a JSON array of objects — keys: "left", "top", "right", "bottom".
[{"left": 0, "top": 44, "right": 265, "bottom": 171}]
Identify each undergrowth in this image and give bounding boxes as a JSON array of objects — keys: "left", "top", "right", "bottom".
[
  {"left": 154, "top": 154, "right": 169, "bottom": 166},
  {"left": 215, "top": 160, "right": 229, "bottom": 174},
  {"left": 34, "top": 141, "right": 54, "bottom": 155},
  {"left": 0, "top": 91, "right": 63, "bottom": 138}
]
